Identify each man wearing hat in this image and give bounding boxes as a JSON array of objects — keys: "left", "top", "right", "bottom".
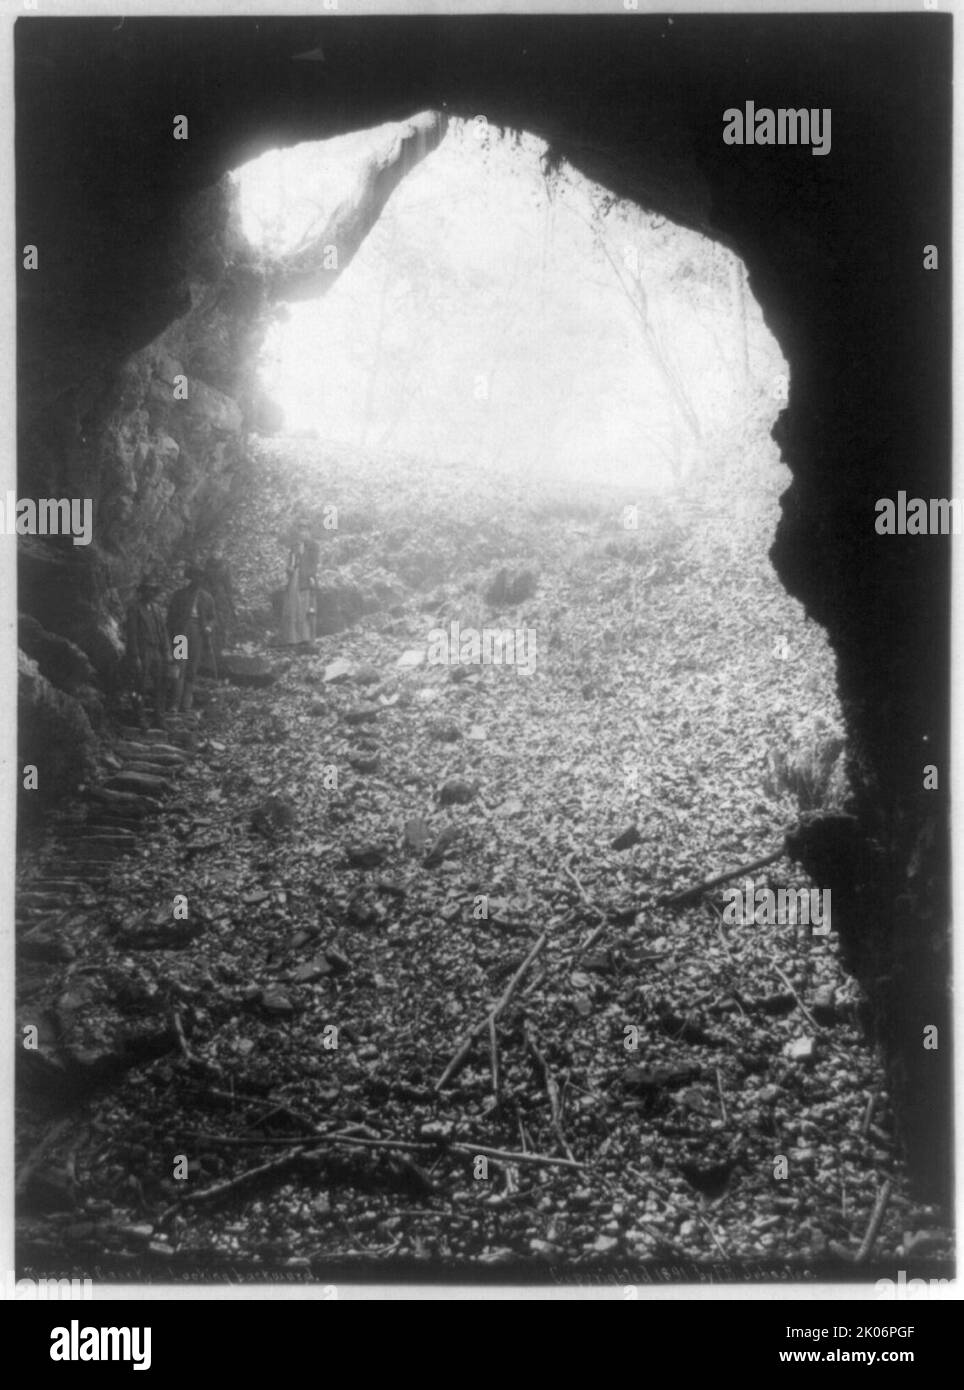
[
  {"left": 125, "top": 575, "right": 168, "bottom": 728},
  {"left": 167, "top": 561, "right": 216, "bottom": 713}
]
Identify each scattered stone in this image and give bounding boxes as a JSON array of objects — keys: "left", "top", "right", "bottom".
[
  {"left": 424, "top": 826, "right": 461, "bottom": 866},
  {"left": 116, "top": 913, "right": 207, "bottom": 950},
  {"left": 396, "top": 649, "right": 425, "bottom": 669},
  {"left": 219, "top": 655, "right": 278, "bottom": 688},
  {"left": 324, "top": 947, "right": 351, "bottom": 975},
  {"left": 429, "top": 719, "right": 461, "bottom": 742},
  {"left": 344, "top": 703, "right": 379, "bottom": 725},
  {"left": 622, "top": 1064, "right": 702, "bottom": 1096},
  {"left": 785, "top": 1036, "right": 818, "bottom": 1063},
  {"left": 308, "top": 700, "right": 327, "bottom": 717},
  {"left": 346, "top": 843, "right": 387, "bottom": 869},
  {"left": 439, "top": 778, "right": 476, "bottom": 806},
  {"left": 495, "top": 797, "right": 524, "bottom": 818},
  {"left": 529, "top": 1238, "right": 557, "bottom": 1256},
  {"left": 291, "top": 959, "right": 332, "bottom": 984},
  {"left": 324, "top": 658, "right": 353, "bottom": 684},
  {"left": 485, "top": 567, "right": 538, "bottom": 607},
  {"left": 404, "top": 818, "right": 430, "bottom": 852},
  {"left": 352, "top": 663, "right": 381, "bottom": 686},
  {"left": 261, "top": 987, "right": 295, "bottom": 1016},
  {"left": 582, "top": 951, "right": 613, "bottom": 974},
  {"left": 589, "top": 1235, "right": 619, "bottom": 1254},
  {"left": 612, "top": 825, "right": 642, "bottom": 850},
  {"left": 449, "top": 665, "right": 473, "bottom": 684},
  {"left": 659, "top": 1012, "right": 726, "bottom": 1047},
  {"left": 376, "top": 878, "right": 407, "bottom": 899},
  {"left": 250, "top": 794, "right": 296, "bottom": 837},
  {"left": 467, "top": 724, "right": 487, "bottom": 740},
  {"left": 348, "top": 752, "right": 379, "bottom": 773},
  {"left": 314, "top": 583, "right": 369, "bottom": 637}
]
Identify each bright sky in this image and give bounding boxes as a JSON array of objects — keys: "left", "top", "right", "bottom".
[{"left": 232, "top": 120, "right": 782, "bottom": 490}]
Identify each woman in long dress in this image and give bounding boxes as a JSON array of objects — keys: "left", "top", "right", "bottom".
[{"left": 280, "top": 540, "right": 310, "bottom": 645}]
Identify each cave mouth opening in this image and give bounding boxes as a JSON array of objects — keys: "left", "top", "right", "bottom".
[{"left": 229, "top": 119, "right": 848, "bottom": 841}]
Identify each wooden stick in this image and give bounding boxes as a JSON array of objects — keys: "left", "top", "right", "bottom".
[
  {"left": 525, "top": 1021, "right": 575, "bottom": 1161},
  {"left": 488, "top": 1015, "right": 501, "bottom": 1101},
  {"left": 435, "top": 933, "right": 548, "bottom": 1089},
  {"left": 159, "top": 1145, "right": 310, "bottom": 1221},
  {"left": 715, "top": 1067, "right": 728, "bottom": 1125},
  {"left": 171, "top": 1009, "right": 193, "bottom": 1062},
  {"left": 175, "top": 1129, "right": 583, "bottom": 1171},
  {"left": 771, "top": 962, "right": 822, "bottom": 1032},
  {"left": 855, "top": 1179, "right": 892, "bottom": 1264},
  {"left": 658, "top": 846, "right": 783, "bottom": 907},
  {"left": 573, "top": 919, "right": 609, "bottom": 962},
  {"left": 454, "top": 1142, "right": 584, "bottom": 1171},
  {"left": 698, "top": 1211, "right": 729, "bottom": 1260},
  {"left": 562, "top": 855, "right": 606, "bottom": 921}
]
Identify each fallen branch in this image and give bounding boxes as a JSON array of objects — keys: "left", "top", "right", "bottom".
[
  {"left": 715, "top": 1067, "right": 728, "bottom": 1125},
  {"left": 452, "top": 1142, "right": 584, "bottom": 1172},
  {"left": 435, "top": 933, "right": 548, "bottom": 1090},
  {"left": 158, "top": 1145, "right": 310, "bottom": 1222},
  {"left": 855, "top": 1179, "right": 892, "bottom": 1264},
  {"left": 171, "top": 1009, "right": 193, "bottom": 1062},
  {"left": 488, "top": 1015, "right": 501, "bottom": 1101},
  {"left": 573, "top": 919, "right": 609, "bottom": 962},
  {"left": 172, "top": 1129, "right": 584, "bottom": 1174},
  {"left": 771, "top": 962, "right": 822, "bottom": 1033},
  {"left": 562, "top": 854, "right": 606, "bottom": 921},
  {"left": 524, "top": 1021, "right": 575, "bottom": 1161},
  {"left": 657, "top": 847, "right": 783, "bottom": 908}
]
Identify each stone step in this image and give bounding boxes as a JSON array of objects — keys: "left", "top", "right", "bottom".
[
  {"left": 121, "top": 760, "right": 183, "bottom": 778},
  {"left": 78, "top": 821, "right": 138, "bottom": 837},
  {"left": 84, "top": 815, "right": 145, "bottom": 833},
  {"left": 17, "top": 891, "right": 73, "bottom": 909},
  {"left": 21, "top": 878, "right": 88, "bottom": 894},
  {"left": 104, "top": 772, "right": 173, "bottom": 797},
  {"left": 85, "top": 786, "right": 161, "bottom": 815},
  {"left": 71, "top": 834, "right": 137, "bottom": 849},
  {"left": 62, "top": 845, "right": 127, "bottom": 862},
  {"left": 114, "top": 741, "right": 188, "bottom": 764}
]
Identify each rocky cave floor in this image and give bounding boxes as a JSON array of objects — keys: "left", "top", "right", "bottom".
[{"left": 15, "top": 439, "right": 953, "bottom": 1284}]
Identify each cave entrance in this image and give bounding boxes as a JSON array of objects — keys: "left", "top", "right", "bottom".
[{"left": 229, "top": 118, "right": 847, "bottom": 861}]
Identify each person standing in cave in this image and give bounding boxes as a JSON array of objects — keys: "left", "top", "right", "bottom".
[
  {"left": 299, "top": 535, "right": 320, "bottom": 641},
  {"left": 167, "top": 562, "right": 216, "bottom": 712},
  {"left": 279, "top": 536, "right": 311, "bottom": 646},
  {"left": 203, "top": 551, "right": 237, "bottom": 656},
  {"left": 125, "top": 576, "right": 168, "bottom": 729}
]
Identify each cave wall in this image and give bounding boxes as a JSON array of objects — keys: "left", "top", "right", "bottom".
[{"left": 15, "top": 14, "right": 952, "bottom": 1200}]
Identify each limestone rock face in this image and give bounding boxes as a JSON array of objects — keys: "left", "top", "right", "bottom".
[
  {"left": 18, "top": 613, "right": 97, "bottom": 692},
  {"left": 18, "top": 651, "right": 98, "bottom": 812}
]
